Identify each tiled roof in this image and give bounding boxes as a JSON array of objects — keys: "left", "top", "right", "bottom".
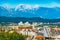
[{"left": 35, "top": 36, "right": 44, "bottom": 39}]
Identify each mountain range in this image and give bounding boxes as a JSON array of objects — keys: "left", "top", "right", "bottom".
[
  {"left": 0, "top": 4, "right": 60, "bottom": 19},
  {"left": 0, "top": 17, "right": 60, "bottom": 24},
  {"left": 0, "top": 4, "right": 60, "bottom": 24}
]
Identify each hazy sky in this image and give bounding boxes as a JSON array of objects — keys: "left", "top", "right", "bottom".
[{"left": 0, "top": 0, "right": 60, "bottom": 7}]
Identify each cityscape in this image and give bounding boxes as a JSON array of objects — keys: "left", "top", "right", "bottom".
[
  {"left": 0, "top": 0, "right": 60, "bottom": 40},
  {"left": 0, "top": 22, "right": 60, "bottom": 40}
]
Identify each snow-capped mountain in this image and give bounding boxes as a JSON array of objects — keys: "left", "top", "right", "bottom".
[
  {"left": 15, "top": 4, "right": 40, "bottom": 11},
  {"left": 0, "top": 4, "right": 60, "bottom": 19}
]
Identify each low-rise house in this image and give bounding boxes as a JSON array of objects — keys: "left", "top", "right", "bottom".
[{"left": 20, "top": 27, "right": 37, "bottom": 36}]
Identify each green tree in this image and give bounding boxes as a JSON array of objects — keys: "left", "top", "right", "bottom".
[{"left": 0, "top": 31, "right": 27, "bottom": 40}]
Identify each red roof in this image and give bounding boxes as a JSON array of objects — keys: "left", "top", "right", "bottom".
[
  {"left": 22, "top": 27, "right": 32, "bottom": 29},
  {"left": 35, "top": 36, "right": 44, "bottom": 39}
]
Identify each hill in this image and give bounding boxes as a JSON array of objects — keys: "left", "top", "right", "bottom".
[{"left": 0, "top": 17, "right": 60, "bottom": 24}]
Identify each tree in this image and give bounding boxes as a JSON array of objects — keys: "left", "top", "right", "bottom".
[
  {"left": 9, "top": 32, "right": 26, "bottom": 40},
  {"left": 0, "top": 30, "right": 27, "bottom": 40}
]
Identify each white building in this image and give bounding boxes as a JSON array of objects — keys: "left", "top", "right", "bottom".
[
  {"left": 20, "top": 28, "right": 37, "bottom": 36},
  {"left": 43, "top": 26, "right": 51, "bottom": 38},
  {"left": 8, "top": 26, "right": 18, "bottom": 29},
  {"left": 24, "top": 22, "right": 31, "bottom": 27},
  {"left": 32, "top": 22, "right": 38, "bottom": 29},
  {"left": 18, "top": 22, "right": 24, "bottom": 26}
]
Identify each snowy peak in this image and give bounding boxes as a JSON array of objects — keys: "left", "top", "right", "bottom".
[{"left": 15, "top": 4, "right": 40, "bottom": 11}]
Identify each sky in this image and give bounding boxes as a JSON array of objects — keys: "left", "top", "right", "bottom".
[{"left": 0, "top": 0, "right": 60, "bottom": 8}]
